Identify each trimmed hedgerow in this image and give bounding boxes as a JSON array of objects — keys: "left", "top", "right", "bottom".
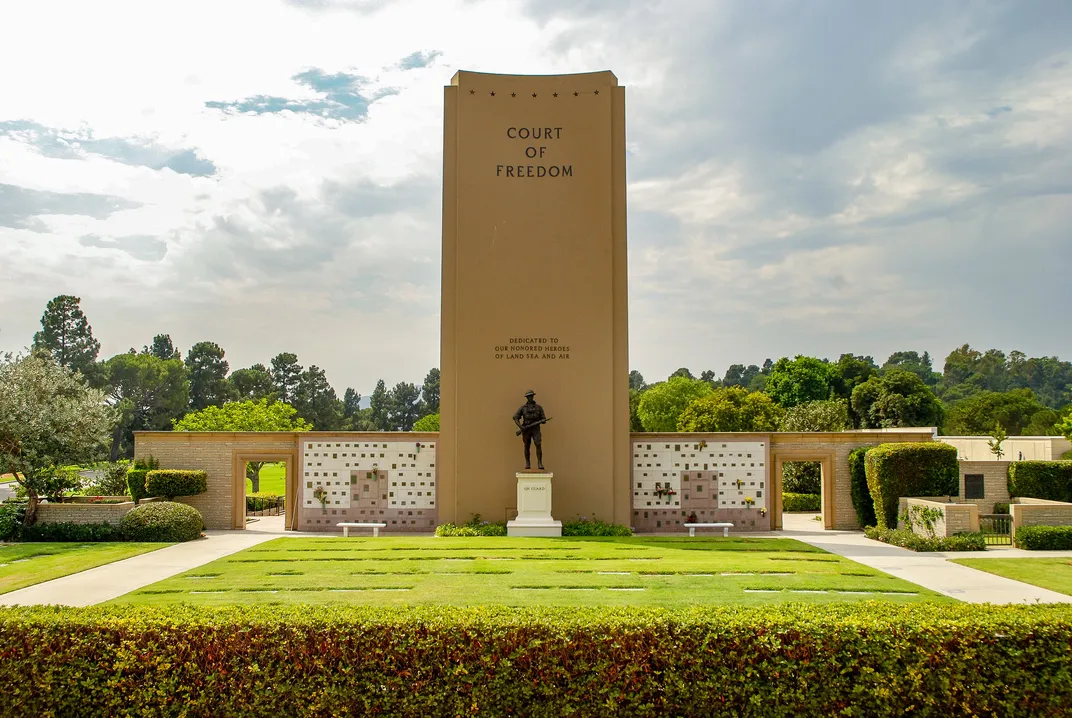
[
  {"left": 864, "top": 527, "right": 986, "bottom": 552},
  {"left": 18, "top": 521, "right": 121, "bottom": 543},
  {"left": 1008, "top": 461, "right": 1072, "bottom": 502},
  {"left": 1, "top": 604, "right": 1072, "bottom": 716},
  {"left": 144, "top": 470, "right": 207, "bottom": 500},
  {"left": 126, "top": 456, "right": 159, "bottom": 504},
  {"left": 1015, "top": 525, "right": 1072, "bottom": 550},
  {"left": 865, "top": 443, "right": 959, "bottom": 529},
  {"left": 562, "top": 518, "right": 632, "bottom": 536},
  {"left": 435, "top": 514, "right": 507, "bottom": 537},
  {"left": 782, "top": 492, "right": 820, "bottom": 513},
  {"left": 246, "top": 492, "right": 284, "bottom": 512},
  {"left": 848, "top": 446, "right": 877, "bottom": 528},
  {"left": 119, "top": 502, "right": 203, "bottom": 542}
]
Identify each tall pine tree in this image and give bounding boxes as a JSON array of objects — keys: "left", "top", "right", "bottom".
[{"left": 32, "top": 295, "right": 100, "bottom": 375}]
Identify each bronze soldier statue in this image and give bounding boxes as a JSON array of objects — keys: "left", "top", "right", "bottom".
[{"left": 513, "top": 389, "right": 550, "bottom": 470}]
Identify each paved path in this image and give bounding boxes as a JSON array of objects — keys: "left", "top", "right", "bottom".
[
  {"left": 0, "top": 530, "right": 279, "bottom": 607},
  {"left": 780, "top": 520, "right": 1072, "bottom": 604}
]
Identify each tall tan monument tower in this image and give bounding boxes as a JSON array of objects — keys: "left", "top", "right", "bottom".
[{"left": 439, "top": 70, "right": 630, "bottom": 526}]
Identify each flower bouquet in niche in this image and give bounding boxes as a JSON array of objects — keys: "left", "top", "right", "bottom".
[
  {"left": 313, "top": 485, "right": 328, "bottom": 512},
  {"left": 744, "top": 496, "right": 755, "bottom": 509}
]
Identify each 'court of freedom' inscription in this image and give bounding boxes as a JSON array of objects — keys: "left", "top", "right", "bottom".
[
  {"left": 494, "top": 337, "right": 572, "bottom": 360},
  {"left": 496, "top": 126, "right": 573, "bottom": 178}
]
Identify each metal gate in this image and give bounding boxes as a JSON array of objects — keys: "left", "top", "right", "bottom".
[{"left": 979, "top": 514, "right": 1012, "bottom": 545}]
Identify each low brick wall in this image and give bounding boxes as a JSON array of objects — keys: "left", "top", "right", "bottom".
[
  {"left": 898, "top": 497, "right": 979, "bottom": 537},
  {"left": 36, "top": 501, "right": 136, "bottom": 525},
  {"left": 1010, "top": 498, "right": 1072, "bottom": 540}
]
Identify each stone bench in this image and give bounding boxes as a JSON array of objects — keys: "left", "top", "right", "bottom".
[
  {"left": 337, "top": 522, "right": 387, "bottom": 538},
  {"left": 683, "top": 522, "right": 733, "bottom": 538}
]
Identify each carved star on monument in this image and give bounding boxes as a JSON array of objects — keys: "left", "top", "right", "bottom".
[
  {"left": 490, "top": 91, "right": 496, "bottom": 96},
  {"left": 594, "top": 90, "right": 599, "bottom": 95},
  {"left": 469, "top": 89, "right": 475, "bottom": 95},
  {"left": 573, "top": 91, "right": 579, "bottom": 96},
  {"left": 511, "top": 92, "right": 516, "bottom": 97},
  {"left": 552, "top": 92, "right": 558, "bottom": 97},
  {"left": 532, "top": 92, "right": 537, "bottom": 98}
]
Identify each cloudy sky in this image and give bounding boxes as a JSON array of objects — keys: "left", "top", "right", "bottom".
[{"left": 2, "top": 0, "right": 1070, "bottom": 395}]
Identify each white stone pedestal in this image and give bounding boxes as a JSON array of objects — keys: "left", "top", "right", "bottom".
[{"left": 506, "top": 472, "right": 562, "bottom": 537}]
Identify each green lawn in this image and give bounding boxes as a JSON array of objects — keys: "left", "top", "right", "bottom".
[
  {"left": 0, "top": 542, "right": 169, "bottom": 595},
  {"left": 952, "top": 557, "right": 1072, "bottom": 596},
  {"left": 247, "top": 463, "right": 285, "bottom": 495},
  {"left": 112, "top": 536, "right": 944, "bottom": 607}
]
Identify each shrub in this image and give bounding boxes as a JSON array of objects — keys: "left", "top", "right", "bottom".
[
  {"left": 88, "top": 461, "right": 131, "bottom": 496},
  {"left": 1015, "top": 525, "right": 1072, "bottom": 550},
  {"left": 561, "top": 518, "right": 632, "bottom": 536},
  {"left": 993, "top": 502, "right": 1010, "bottom": 515},
  {"left": 144, "top": 470, "right": 207, "bottom": 500},
  {"left": 1008, "top": 461, "right": 1072, "bottom": 502},
  {"left": 412, "top": 413, "right": 440, "bottom": 432},
  {"left": 435, "top": 514, "right": 507, "bottom": 537},
  {"left": 782, "top": 492, "right": 821, "bottom": 512},
  {"left": 126, "top": 456, "right": 158, "bottom": 504},
  {"left": 18, "top": 521, "right": 121, "bottom": 542},
  {"left": 0, "top": 502, "right": 26, "bottom": 541},
  {"left": 865, "top": 443, "right": 959, "bottom": 529},
  {"left": 848, "top": 446, "right": 877, "bottom": 528},
  {"left": 3, "top": 604, "right": 1072, "bottom": 716},
  {"left": 119, "top": 502, "right": 203, "bottom": 542},
  {"left": 865, "top": 526, "right": 986, "bottom": 552},
  {"left": 246, "top": 492, "right": 284, "bottom": 512}
]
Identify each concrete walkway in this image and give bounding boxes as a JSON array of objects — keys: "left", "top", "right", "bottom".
[
  {"left": 0, "top": 529, "right": 279, "bottom": 607},
  {"left": 780, "top": 514, "right": 1072, "bottom": 604}
]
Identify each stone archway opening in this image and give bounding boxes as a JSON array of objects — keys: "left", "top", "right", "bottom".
[
  {"left": 231, "top": 450, "right": 298, "bottom": 530},
  {"left": 771, "top": 450, "right": 835, "bottom": 531}
]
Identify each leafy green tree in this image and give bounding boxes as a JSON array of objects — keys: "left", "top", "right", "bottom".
[
  {"left": 850, "top": 369, "right": 944, "bottom": 429},
  {"left": 145, "top": 334, "right": 180, "bottom": 360},
  {"left": 293, "top": 365, "right": 343, "bottom": 430},
  {"left": 103, "top": 352, "right": 189, "bottom": 459},
  {"left": 1058, "top": 412, "right": 1072, "bottom": 443},
  {"left": 186, "top": 342, "right": 233, "bottom": 410},
  {"left": 343, "top": 388, "right": 362, "bottom": 421},
  {"left": 174, "top": 399, "right": 311, "bottom": 491},
  {"left": 669, "top": 367, "right": 694, "bottom": 380},
  {"left": 269, "top": 352, "right": 302, "bottom": 403},
  {"left": 883, "top": 350, "right": 940, "bottom": 387},
  {"left": 0, "top": 354, "right": 112, "bottom": 524},
  {"left": 421, "top": 368, "right": 441, "bottom": 415},
  {"left": 988, "top": 423, "right": 1008, "bottom": 460},
  {"left": 629, "top": 370, "right": 647, "bottom": 392},
  {"left": 676, "top": 387, "right": 783, "bottom": 432},
  {"left": 229, "top": 364, "right": 276, "bottom": 402},
  {"left": 629, "top": 388, "right": 644, "bottom": 432},
  {"left": 830, "top": 354, "right": 878, "bottom": 404},
  {"left": 944, "top": 388, "right": 1055, "bottom": 436},
  {"left": 388, "top": 382, "right": 422, "bottom": 431},
  {"left": 765, "top": 356, "right": 833, "bottom": 408},
  {"left": 369, "top": 379, "right": 390, "bottom": 431},
  {"left": 413, "top": 413, "right": 440, "bottom": 432},
  {"left": 699, "top": 370, "right": 720, "bottom": 388},
  {"left": 31, "top": 295, "right": 101, "bottom": 375},
  {"left": 779, "top": 399, "right": 851, "bottom": 432},
  {"left": 636, "top": 377, "right": 713, "bottom": 432}
]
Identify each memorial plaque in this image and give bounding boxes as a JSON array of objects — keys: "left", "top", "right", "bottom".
[{"left": 439, "top": 70, "right": 630, "bottom": 524}]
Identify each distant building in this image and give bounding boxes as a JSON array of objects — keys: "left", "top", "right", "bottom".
[{"left": 940, "top": 436, "right": 1071, "bottom": 462}]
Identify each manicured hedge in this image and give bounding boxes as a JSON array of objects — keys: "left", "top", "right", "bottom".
[
  {"left": 126, "top": 456, "right": 159, "bottom": 504},
  {"left": 18, "top": 521, "right": 121, "bottom": 542},
  {"left": 782, "top": 492, "right": 821, "bottom": 512},
  {"left": 562, "top": 518, "right": 632, "bottom": 536},
  {"left": 2, "top": 604, "right": 1072, "bottom": 716},
  {"left": 864, "top": 527, "right": 986, "bottom": 552},
  {"left": 1015, "top": 525, "right": 1072, "bottom": 550},
  {"left": 848, "top": 446, "right": 877, "bottom": 528},
  {"left": 246, "top": 492, "right": 284, "bottom": 512},
  {"left": 119, "top": 502, "right": 203, "bottom": 542},
  {"left": 865, "top": 443, "right": 959, "bottom": 529},
  {"left": 1008, "top": 461, "right": 1072, "bottom": 502},
  {"left": 144, "top": 470, "right": 207, "bottom": 500}
]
